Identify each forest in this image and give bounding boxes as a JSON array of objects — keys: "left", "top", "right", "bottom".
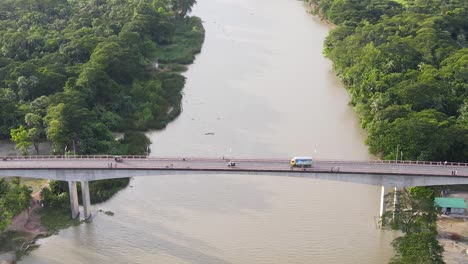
[
  {"left": 314, "top": 0, "right": 467, "bottom": 162},
  {"left": 313, "top": 0, "right": 467, "bottom": 262},
  {"left": 0, "top": 178, "right": 31, "bottom": 232},
  {"left": 0, "top": 0, "right": 203, "bottom": 235},
  {"left": 0, "top": 0, "right": 203, "bottom": 155}
]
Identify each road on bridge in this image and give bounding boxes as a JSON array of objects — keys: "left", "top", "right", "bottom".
[{"left": 0, "top": 156, "right": 467, "bottom": 177}]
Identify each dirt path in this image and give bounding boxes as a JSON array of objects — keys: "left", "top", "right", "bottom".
[{"left": 1, "top": 185, "right": 49, "bottom": 264}]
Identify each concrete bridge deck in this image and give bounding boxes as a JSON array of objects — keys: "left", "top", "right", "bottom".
[
  {"left": 1, "top": 155, "right": 467, "bottom": 219},
  {"left": 0, "top": 155, "right": 467, "bottom": 177}
]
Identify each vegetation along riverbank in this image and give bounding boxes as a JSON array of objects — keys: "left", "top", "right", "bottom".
[
  {"left": 0, "top": 0, "right": 204, "bottom": 261},
  {"left": 312, "top": 0, "right": 467, "bottom": 162},
  {"left": 311, "top": 0, "right": 467, "bottom": 263}
]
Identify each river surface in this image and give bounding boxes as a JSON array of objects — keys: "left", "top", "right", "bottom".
[{"left": 19, "top": 0, "right": 396, "bottom": 263}]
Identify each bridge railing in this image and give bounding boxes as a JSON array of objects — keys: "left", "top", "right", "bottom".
[
  {"left": 0, "top": 155, "right": 288, "bottom": 162},
  {"left": 367, "top": 160, "right": 468, "bottom": 167},
  {"left": 0, "top": 155, "right": 149, "bottom": 160},
  {"left": 0, "top": 155, "right": 467, "bottom": 167},
  {"left": 306, "top": 158, "right": 468, "bottom": 167}
]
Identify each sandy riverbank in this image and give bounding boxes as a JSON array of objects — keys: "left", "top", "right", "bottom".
[
  {"left": 438, "top": 218, "right": 468, "bottom": 264},
  {"left": 437, "top": 191, "right": 468, "bottom": 263}
]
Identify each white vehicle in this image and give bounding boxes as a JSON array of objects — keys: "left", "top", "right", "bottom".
[
  {"left": 227, "top": 161, "right": 236, "bottom": 167},
  {"left": 290, "top": 157, "right": 313, "bottom": 168}
]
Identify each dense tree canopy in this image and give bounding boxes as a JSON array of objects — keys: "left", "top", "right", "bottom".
[
  {"left": 0, "top": 178, "right": 32, "bottom": 232},
  {"left": 315, "top": 0, "right": 467, "bottom": 162},
  {"left": 315, "top": 1, "right": 466, "bottom": 262},
  {"left": 0, "top": 0, "right": 204, "bottom": 154},
  {"left": 383, "top": 187, "right": 444, "bottom": 263},
  {"left": 0, "top": 0, "right": 203, "bottom": 232}
]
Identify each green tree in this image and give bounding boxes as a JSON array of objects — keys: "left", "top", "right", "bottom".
[
  {"left": 0, "top": 178, "right": 32, "bottom": 233},
  {"left": 0, "top": 0, "right": 204, "bottom": 219},
  {"left": 383, "top": 187, "right": 444, "bottom": 264},
  {"left": 44, "top": 103, "right": 69, "bottom": 153},
  {"left": 172, "top": 0, "right": 197, "bottom": 17},
  {"left": 119, "top": 132, "right": 151, "bottom": 155},
  {"left": 390, "top": 231, "right": 445, "bottom": 264},
  {"left": 459, "top": 100, "right": 468, "bottom": 125},
  {"left": 319, "top": 0, "right": 468, "bottom": 163},
  {"left": 10, "top": 126, "right": 33, "bottom": 155},
  {"left": 384, "top": 187, "right": 438, "bottom": 233},
  {"left": 22, "top": 96, "right": 49, "bottom": 154},
  {"left": 17, "top": 75, "right": 39, "bottom": 101},
  {"left": 0, "top": 88, "right": 20, "bottom": 138},
  {"left": 0, "top": 210, "right": 12, "bottom": 232},
  {"left": 40, "top": 186, "right": 69, "bottom": 208}
]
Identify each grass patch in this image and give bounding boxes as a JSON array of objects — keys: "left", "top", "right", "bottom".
[
  {"left": 18, "top": 178, "right": 48, "bottom": 193},
  {"left": 39, "top": 208, "right": 80, "bottom": 233},
  {"left": 4, "top": 177, "right": 47, "bottom": 193}
]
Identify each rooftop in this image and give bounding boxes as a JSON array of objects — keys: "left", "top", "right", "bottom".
[{"left": 435, "top": 197, "right": 467, "bottom": 209}]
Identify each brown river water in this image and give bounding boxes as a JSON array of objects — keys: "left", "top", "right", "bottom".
[{"left": 18, "top": 0, "right": 396, "bottom": 263}]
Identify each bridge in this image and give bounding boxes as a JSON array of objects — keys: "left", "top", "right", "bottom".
[{"left": 1, "top": 155, "right": 467, "bottom": 220}]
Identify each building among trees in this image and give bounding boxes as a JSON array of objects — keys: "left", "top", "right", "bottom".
[{"left": 435, "top": 197, "right": 466, "bottom": 215}]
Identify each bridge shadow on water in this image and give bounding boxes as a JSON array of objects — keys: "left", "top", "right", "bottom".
[
  {"left": 127, "top": 173, "right": 274, "bottom": 214},
  {"left": 82, "top": 173, "right": 275, "bottom": 263}
]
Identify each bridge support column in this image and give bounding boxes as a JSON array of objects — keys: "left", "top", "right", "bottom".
[
  {"left": 81, "top": 180, "right": 91, "bottom": 220},
  {"left": 393, "top": 187, "right": 400, "bottom": 220},
  {"left": 68, "top": 181, "right": 79, "bottom": 219},
  {"left": 379, "top": 185, "right": 388, "bottom": 218}
]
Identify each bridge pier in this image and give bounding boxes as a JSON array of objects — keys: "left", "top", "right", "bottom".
[
  {"left": 393, "top": 187, "right": 400, "bottom": 220},
  {"left": 379, "top": 185, "right": 388, "bottom": 218},
  {"left": 81, "top": 180, "right": 91, "bottom": 219},
  {"left": 68, "top": 181, "right": 79, "bottom": 219},
  {"left": 380, "top": 186, "right": 401, "bottom": 219}
]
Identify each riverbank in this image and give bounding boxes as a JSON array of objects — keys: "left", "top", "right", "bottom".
[
  {"left": 0, "top": 191, "right": 80, "bottom": 263},
  {"left": 438, "top": 217, "right": 468, "bottom": 263},
  {"left": 313, "top": 0, "right": 467, "bottom": 162},
  {"left": 0, "top": 8, "right": 205, "bottom": 264},
  {"left": 0, "top": 208, "right": 81, "bottom": 264},
  {"left": 307, "top": 0, "right": 335, "bottom": 28},
  {"left": 437, "top": 191, "right": 468, "bottom": 263},
  {"left": 1, "top": 187, "right": 47, "bottom": 263},
  {"left": 0, "top": 170, "right": 82, "bottom": 263}
]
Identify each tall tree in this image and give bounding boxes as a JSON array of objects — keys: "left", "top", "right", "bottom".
[
  {"left": 0, "top": 178, "right": 32, "bottom": 233},
  {"left": 10, "top": 126, "right": 33, "bottom": 155},
  {"left": 382, "top": 187, "right": 444, "bottom": 264},
  {"left": 0, "top": 88, "right": 20, "bottom": 138},
  {"left": 172, "top": 0, "right": 197, "bottom": 17}
]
